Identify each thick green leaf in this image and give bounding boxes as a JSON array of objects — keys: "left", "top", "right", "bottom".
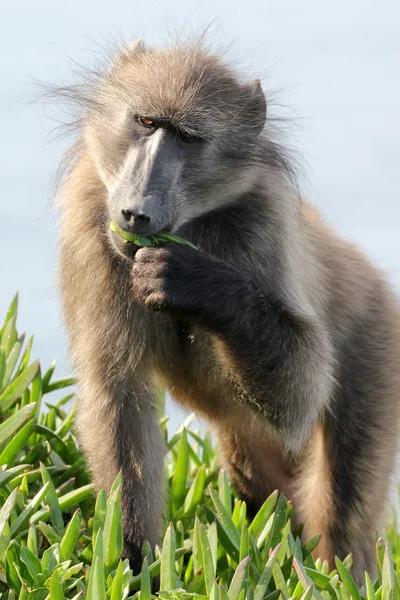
[
  {"left": 218, "top": 470, "right": 232, "bottom": 514},
  {"left": 0, "top": 418, "right": 36, "bottom": 466},
  {"left": 382, "top": 542, "right": 395, "bottom": 600},
  {"left": 60, "top": 509, "right": 82, "bottom": 562},
  {"left": 93, "top": 489, "right": 107, "bottom": 546},
  {"left": 9, "top": 482, "right": 50, "bottom": 537},
  {"left": 0, "top": 402, "right": 36, "bottom": 448},
  {"left": 6, "top": 540, "right": 23, "bottom": 593},
  {"left": 92, "top": 556, "right": 106, "bottom": 600},
  {"left": 1, "top": 315, "right": 17, "bottom": 357},
  {"left": 199, "top": 520, "right": 216, "bottom": 593},
  {"left": 140, "top": 557, "right": 152, "bottom": 600},
  {"left": 43, "top": 377, "right": 75, "bottom": 394},
  {"left": 183, "top": 464, "right": 206, "bottom": 517},
  {"left": 365, "top": 572, "right": 377, "bottom": 600},
  {"left": 160, "top": 523, "right": 177, "bottom": 591},
  {"left": 1, "top": 293, "right": 18, "bottom": 338},
  {"left": 0, "top": 361, "right": 39, "bottom": 412},
  {"left": 209, "top": 487, "right": 240, "bottom": 547},
  {"left": 40, "top": 462, "right": 64, "bottom": 535},
  {"left": 253, "top": 544, "right": 281, "bottom": 600},
  {"left": 110, "top": 560, "right": 124, "bottom": 600},
  {"left": 20, "top": 546, "right": 42, "bottom": 585},
  {"left": 228, "top": 556, "right": 250, "bottom": 600},
  {"left": 31, "top": 484, "right": 95, "bottom": 524},
  {"left": 170, "top": 428, "right": 190, "bottom": 513},
  {"left": 335, "top": 557, "right": 361, "bottom": 600},
  {"left": 103, "top": 482, "right": 123, "bottom": 572},
  {"left": 3, "top": 333, "right": 26, "bottom": 388},
  {"left": 0, "top": 487, "right": 18, "bottom": 535}
]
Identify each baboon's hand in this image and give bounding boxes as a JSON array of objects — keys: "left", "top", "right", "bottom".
[{"left": 131, "top": 243, "right": 251, "bottom": 320}]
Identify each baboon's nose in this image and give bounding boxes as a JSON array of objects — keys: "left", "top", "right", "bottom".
[{"left": 121, "top": 209, "right": 151, "bottom": 225}]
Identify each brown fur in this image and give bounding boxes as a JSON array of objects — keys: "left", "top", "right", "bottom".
[{"left": 57, "top": 39, "right": 400, "bottom": 583}]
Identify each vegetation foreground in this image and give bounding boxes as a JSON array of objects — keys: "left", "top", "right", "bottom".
[{"left": 0, "top": 296, "right": 400, "bottom": 600}]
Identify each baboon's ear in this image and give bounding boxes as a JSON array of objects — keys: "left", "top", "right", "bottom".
[
  {"left": 246, "top": 79, "right": 267, "bottom": 135},
  {"left": 118, "top": 38, "right": 146, "bottom": 63}
]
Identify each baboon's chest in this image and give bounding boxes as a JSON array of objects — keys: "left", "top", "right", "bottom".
[{"left": 154, "top": 321, "right": 235, "bottom": 421}]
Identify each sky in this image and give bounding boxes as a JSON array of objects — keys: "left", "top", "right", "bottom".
[{"left": 0, "top": 0, "right": 399, "bottom": 431}]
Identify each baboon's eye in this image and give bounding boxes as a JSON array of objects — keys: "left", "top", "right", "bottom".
[{"left": 138, "top": 116, "right": 158, "bottom": 129}]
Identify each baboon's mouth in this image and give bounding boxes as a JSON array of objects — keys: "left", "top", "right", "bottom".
[
  {"left": 109, "top": 229, "right": 140, "bottom": 260},
  {"left": 109, "top": 224, "right": 175, "bottom": 260}
]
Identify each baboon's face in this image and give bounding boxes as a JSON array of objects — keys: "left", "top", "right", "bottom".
[{"left": 85, "top": 43, "right": 266, "bottom": 257}]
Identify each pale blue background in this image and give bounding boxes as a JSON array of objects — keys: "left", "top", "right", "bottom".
[{"left": 0, "top": 0, "right": 399, "bottom": 431}]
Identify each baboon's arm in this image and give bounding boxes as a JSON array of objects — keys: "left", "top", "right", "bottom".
[
  {"left": 76, "top": 375, "right": 164, "bottom": 571},
  {"left": 132, "top": 244, "right": 334, "bottom": 453}
]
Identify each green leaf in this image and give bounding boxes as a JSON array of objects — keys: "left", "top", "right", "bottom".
[
  {"left": 19, "top": 584, "right": 29, "bottom": 600},
  {"left": 382, "top": 542, "right": 395, "bottom": 600},
  {"left": 0, "top": 418, "right": 36, "bottom": 467},
  {"left": 20, "top": 546, "right": 42, "bottom": 585},
  {"left": 92, "top": 556, "right": 107, "bottom": 600},
  {"left": 3, "top": 333, "right": 26, "bottom": 388},
  {"left": 42, "top": 376, "right": 75, "bottom": 394},
  {"left": 38, "top": 521, "right": 61, "bottom": 545},
  {"left": 60, "top": 509, "right": 82, "bottom": 562},
  {"left": 253, "top": 544, "right": 281, "bottom": 600},
  {"left": 87, "top": 529, "right": 104, "bottom": 600},
  {"left": 210, "top": 582, "right": 221, "bottom": 600},
  {"left": 110, "top": 560, "right": 124, "bottom": 600},
  {"left": 301, "top": 535, "right": 321, "bottom": 561},
  {"left": 0, "top": 402, "right": 36, "bottom": 448},
  {"left": 27, "top": 522, "right": 38, "bottom": 555},
  {"left": 335, "top": 557, "right": 361, "bottom": 600},
  {"left": 93, "top": 489, "right": 107, "bottom": 546},
  {"left": 239, "top": 526, "right": 249, "bottom": 564},
  {"left": 365, "top": 572, "right": 377, "bottom": 600},
  {"left": 42, "top": 360, "right": 56, "bottom": 390},
  {"left": 31, "top": 484, "right": 95, "bottom": 524},
  {"left": 198, "top": 520, "right": 216, "bottom": 593},
  {"left": 171, "top": 429, "right": 190, "bottom": 513},
  {"left": 0, "top": 487, "right": 18, "bottom": 534},
  {"left": 209, "top": 487, "right": 240, "bottom": 547},
  {"left": 40, "top": 462, "right": 64, "bottom": 535},
  {"left": 248, "top": 490, "right": 279, "bottom": 541},
  {"left": 300, "top": 585, "right": 314, "bottom": 600},
  {"left": 154, "top": 232, "right": 197, "bottom": 248},
  {"left": 203, "top": 505, "right": 240, "bottom": 563},
  {"left": 160, "top": 523, "right": 177, "bottom": 591},
  {"left": 183, "top": 464, "right": 206, "bottom": 517},
  {"left": 6, "top": 540, "right": 23, "bottom": 594},
  {"left": 0, "top": 464, "right": 29, "bottom": 488},
  {"left": 263, "top": 494, "right": 288, "bottom": 558},
  {"left": 272, "top": 562, "right": 289, "bottom": 597},
  {"left": 140, "top": 557, "right": 152, "bottom": 600},
  {"left": 228, "top": 556, "right": 250, "bottom": 600},
  {"left": 16, "top": 335, "right": 33, "bottom": 377},
  {"left": 218, "top": 470, "right": 232, "bottom": 513},
  {"left": 10, "top": 481, "right": 50, "bottom": 537},
  {"left": 41, "top": 543, "right": 60, "bottom": 577},
  {"left": 1, "top": 293, "right": 18, "bottom": 337},
  {"left": 293, "top": 558, "right": 324, "bottom": 600},
  {"left": 0, "top": 361, "right": 39, "bottom": 412},
  {"left": 103, "top": 482, "right": 123, "bottom": 572},
  {"left": 1, "top": 315, "right": 17, "bottom": 356}
]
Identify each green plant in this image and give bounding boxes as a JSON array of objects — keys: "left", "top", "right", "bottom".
[{"left": 0, "top": 295, "right": 399, "bottom": 599}]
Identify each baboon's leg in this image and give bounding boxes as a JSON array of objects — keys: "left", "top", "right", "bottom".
[
  {"left": 296, "top": 411, "right": 395, "bottom": 586},
  {"left": 213, "top": 409, "right": 295, "bottom": 517},
  {"left": 76, "top": 377, "right": 164, "bottom": 572}
]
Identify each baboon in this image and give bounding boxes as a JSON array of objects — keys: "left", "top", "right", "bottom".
[{"left": 57, "top": 39, "right": 400, "bottom": 584}]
